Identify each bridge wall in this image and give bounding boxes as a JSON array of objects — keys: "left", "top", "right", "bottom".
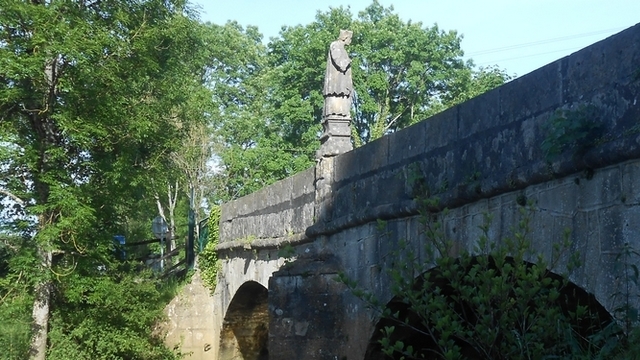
[
  {"left": 269, "top": 159, "right": 640, "bottom": 359},
  {"left": 216, "top": 23, "right": 640, "bottom": 360},
  {"left": 219, "top": 167, "right": 315, "bottom": 248}
]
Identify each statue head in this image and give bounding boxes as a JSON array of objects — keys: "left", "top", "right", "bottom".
[{"left": 338, "top": 29, "right": 353, "bottom": 45}]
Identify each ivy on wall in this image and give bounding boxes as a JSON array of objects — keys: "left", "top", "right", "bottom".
[{"left": 199, "top": 206, "right": 221, "bottom": 292}]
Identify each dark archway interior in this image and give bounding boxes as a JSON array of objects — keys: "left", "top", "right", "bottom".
[
  {"left": 219, "top": 281, "right": 269, "bottom": 360},
  {"left": 364, "top": 256, "right": 614, "bottom": 360}
]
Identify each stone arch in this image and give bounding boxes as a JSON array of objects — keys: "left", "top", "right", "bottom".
[
  {"left": 363, "top": 256, "right": 614, "bottom": 359},
  {"left": 219, "top": 280, "right": 269, "bottom": 360}
]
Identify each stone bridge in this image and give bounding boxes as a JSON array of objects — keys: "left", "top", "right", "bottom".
[{"left": 204, "top": 24, "right": 640, "bottom": 359}]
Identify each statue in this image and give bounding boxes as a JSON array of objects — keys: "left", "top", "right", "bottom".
[
  {"left": 323, "top": 29, "right": 353, "bottom": 119},
  {"left": 318, "top": 30, "right": 354, "bottom": 158}
]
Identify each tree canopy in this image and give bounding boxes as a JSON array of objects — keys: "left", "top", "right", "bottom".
[
  {"left": 211, "top": 1, "right": 510, "bottom": 201},
  {"left": 0, "top": 0, "right": 214, "bottom": 358}
]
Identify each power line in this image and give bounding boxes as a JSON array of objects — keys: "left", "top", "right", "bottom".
[
  {"left": 476, "top": 46, "right": 584, "bottom": 67},
  {"left": 467, "top": 27, "right": 624, "bottom": 57}
]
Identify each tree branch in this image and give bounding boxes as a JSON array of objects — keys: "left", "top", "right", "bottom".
[{"left": 0, "top": 189, "right": 25, "bottom": 205}]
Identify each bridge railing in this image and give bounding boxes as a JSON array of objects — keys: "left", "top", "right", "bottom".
[{"left": 114, "top": 237, "right": 190, "bottom": 278}]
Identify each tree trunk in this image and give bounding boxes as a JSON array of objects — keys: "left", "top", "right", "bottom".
[
  {"left": 29, "top": 248, "right": 52, "bottom": 360},
  {"left": 29, "top": 51, "right": 58, "bottom": 356},
  {"left": 168, "top": 180, "right": 178, "bottom": 252}
]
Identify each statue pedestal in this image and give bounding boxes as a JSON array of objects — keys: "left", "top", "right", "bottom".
[{"left": 317, "top": 116, "right": 353, "bottom": 158}]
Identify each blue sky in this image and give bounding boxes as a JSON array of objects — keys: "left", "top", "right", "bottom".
[{"left": 192, "top": 0, "right": 639, "bottom": 77}]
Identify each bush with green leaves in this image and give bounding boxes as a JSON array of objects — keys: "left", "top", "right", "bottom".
[
  {"left": 341, "top": 201, "right": 631, "bottom": 360},
  {"left": 0, "top": 276, "right": 32, "bottom": 360},
  {"left": 0, "top": 238, "right": 37, "bottom": 360},
  {"left": 45, "top": 263, "right": 182, "bottom": 360},
  {"left": 1, "top": 235, "right": 187, "bottom": 360}
]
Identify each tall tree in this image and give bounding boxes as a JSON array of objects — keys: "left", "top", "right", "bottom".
[
  {"left": 269, "top": 1, "right": 511, "bottom": 145},
  {"left": 212, "top": 1, "right": 510, "bottom": 200},
  {"left": 206, "top": 21, "right": 286, "bottom": 201},
  {"left": 0, "top": 0, "right": 213, "bottom": 357}
]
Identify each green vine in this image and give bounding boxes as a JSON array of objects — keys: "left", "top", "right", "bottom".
[{"left": 199, "top": 205, "right": 221, "bottom": 292}]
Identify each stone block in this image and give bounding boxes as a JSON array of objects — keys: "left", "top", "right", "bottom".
[
  {"left": 536, "top": 180, "right": 578, "bottom": 216},
  {"left": 331, "top": 182, "right": 354, "bottom": 222},
  {"left": 565, "top": 24, "right": 640, "bottom": 103},
  {"left": 358, "top": 134, "right": 389, "bottom": 176},
  {"left": 262, "top": 185, "right": 274, "bottom": 211},
  {"left": 573, "top": 210, "right": 604, "bottom": 289},
  {"left": 577, "top": 166, "right": 622, "bottom": 209},
  {"left": 519, "top": 113, "right": 548, "bottom": 162},
  {"left": 425, "top": 106, "right": 458, "bottom": 152},
  {"left": 421, "top": 148, "right": 454, "bottom": 195},
  {"left": 622, "top": 205, "right": 640, "bottom": 249},
  {"left": 291, "top": 206, "right": 306, "bottom": 233},
  {"left": 458, "top": 85, "right": 502, "bottom": 139},
  {"left": 622, "top": 161, "right": 640, "bottom": 205},
  {"left": 485, "top": 124, "right": 521, "bottom": 176},
  {"left": 500, "top": 60, "right": 563, "bottom": 123},
  {"left": 291, "top": 167, "right": 315, "bottom": 200},
  {"left": 598, "top": 206, "right": 624, "bottom": 253},
  {"left": 334, "top": 229, "right": 360, "bottom": 279},
  {"left": 351, "top": 177, "right": 377, "bottom": 216},
  {"left": 361, "top": 227, "right": 380, "bottom": 268},
  {"left": 334, "top": 146, "right": 360, "bottom": 183},
  {"left": 220, "top": 200, "right": 236, "bottom": 222},
  {"left": 388, "top": 120, "right": 428, "bottom": 165},
  {"left": 277, "top": 176, "right": 294, "bottom": 204}
]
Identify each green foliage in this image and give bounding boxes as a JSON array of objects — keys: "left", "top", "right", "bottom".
[
  {"left": 199, "top": 206, "right": 221, "bottom": 291},
  {"left": 211, "top": 1, "right": 510, "bottom": 201},
  {"left": 541, "top": 104, "right": 603, "bottom": 161},
  {"left": 0, "top": 0, "right": 215, "bottom": 356},
  {"left": 46, "top": 265, "right": 181, "bottom": 360},
  {"left": 0, "top": 237, "right": 38, "bottom": 359},
  {"left": 277, "top": 243, "right": 296, "bottom": 267},
  {"left": 598, "top": 242, "right": 640, "bottom": 359},
  {"left": 342, "top": 202, "right": 621, "bottom": 359},
  {"left": 207, "top": 22, "right": 308, "bottom": 201},
  {"left": 0, "top": 250, "right": 32, "bottom": 360},
  {"left": 0, "top": 295, "right": 31, "bottom": 360}
]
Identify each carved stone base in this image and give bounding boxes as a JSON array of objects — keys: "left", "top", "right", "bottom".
[{"left": 317, "top": 116, "right": 353, "bottom": 158}]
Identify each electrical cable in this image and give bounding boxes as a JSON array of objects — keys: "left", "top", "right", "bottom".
[{"left": 467, "top": 27, "right": 625, "bottom": 56}]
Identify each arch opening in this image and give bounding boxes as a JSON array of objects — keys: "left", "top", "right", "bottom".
[
  {"left": 364, "top": 256, "right": 614, "bottom": 359},
  {"left": 219, "top": 281, "right": 269, "bottom": 360}
]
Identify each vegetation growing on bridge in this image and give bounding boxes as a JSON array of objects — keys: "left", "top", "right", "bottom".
[
  {"left": 341, "top": 198, "right": 640, "bottom": 359},
  {"left": 200, "top": 206, "right": 221, "bottom": 292},
  {"left": 541, "top": 104, "right": 604, "bottom": 162}
]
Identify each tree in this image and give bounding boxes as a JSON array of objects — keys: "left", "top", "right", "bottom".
[
  {"left": 171, "top": 121, "right": 215, "bottom": 241},
  {"left": 206, "top": 21, "right": 311, "bottom": 201},
  {"left": 212, "top": 1, "right": 510, "bottom": 200},
  {"left": 268, "top": 1, "right": 512, "bottom": 146},
  {"left": 0, "top": 0, "right": 213, "bottom": 357}
]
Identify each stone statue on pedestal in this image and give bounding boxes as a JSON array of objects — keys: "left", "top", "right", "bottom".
[
  {"left": 318, "top": 30, "right": 354, "bottom": 158},
  {"left": 323, "top": 29, "right": 353, "bottom": 118}
]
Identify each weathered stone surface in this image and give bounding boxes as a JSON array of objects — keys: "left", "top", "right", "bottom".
[
  {"left": 162, "top": 271, "right": 216, "bottom": 359},
  {"left": 202, "top": 23, "right": 640, "bottom": 360}
]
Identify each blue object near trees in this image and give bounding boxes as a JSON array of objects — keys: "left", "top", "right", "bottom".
[{"left": 113, "top": 235, "right": 126, "bottom": 260}]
